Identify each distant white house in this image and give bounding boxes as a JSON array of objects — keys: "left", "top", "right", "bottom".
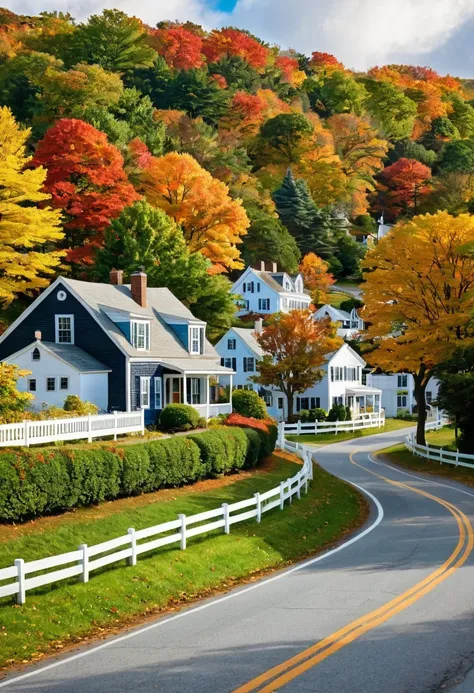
[
  {"left": 313, "top": 304, "right": 365, "bottom": 340},
  {"left": 377, "top": 215, "right": 394, "bottom": 242},
  {"left": 231, "top": 262, "right": 311, "bottom": 316},
  {"left": 366, "top": 372, "right": 439, "bottom": 417},
  {"left": 215, "top": 323, "right": 382, "bottom": 421}
]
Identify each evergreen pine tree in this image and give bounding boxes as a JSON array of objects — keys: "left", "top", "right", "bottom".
[{"left": 272, "top": 169, "right": 334, "bottom": 258}]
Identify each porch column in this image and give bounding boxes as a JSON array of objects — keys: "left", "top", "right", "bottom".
[
  {"left": 183, "top": 374, "right": 187, "bottom": 404},
  {"left": 206, "top": 375, "right": 210, "bottom": 419},
  {"left": 229, "top": 374, "right": 233, "bottom": 411}
]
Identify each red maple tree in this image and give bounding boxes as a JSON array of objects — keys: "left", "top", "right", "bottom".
[
  {"left": 377, "top": 157, "right": 432, "bottom": 219},
  {"left": 32, "top": 119, "right": 139, "bottom": 265},
  {"left": 202, "top": 28, "right": 269, "bottom": 69},
  {"left": 149, "top": 26, "right": 204, "bottom": 70}
]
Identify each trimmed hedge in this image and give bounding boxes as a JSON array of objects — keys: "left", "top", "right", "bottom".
[
  {"left": 232, "top": 389, "right": 267, "bottom": 419},
  {"left": 159, "top": 404, "right": 200, "bottom": 432},
  {"left": 0, "top": 420, "right": 278, "bottom": 522}
]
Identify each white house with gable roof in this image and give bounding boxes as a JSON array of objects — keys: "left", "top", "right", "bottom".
[
  {"left": 313, "top": 304, "right": 365, "bottom": 340},
  {"left": 231, "top": 262, "right": 311, "bottom": 316},
  {"left": 215, "top": 323, "right": 382, "bottom": 420}
]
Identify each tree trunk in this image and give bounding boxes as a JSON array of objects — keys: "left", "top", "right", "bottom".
[
  {"left": 413, "top": 372, "right": 427, "bottom": 446},
  {"left": 286, "top": 389, "right": 294, "bottom": 421}
]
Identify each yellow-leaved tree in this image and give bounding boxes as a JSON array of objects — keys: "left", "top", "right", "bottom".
[
  {"left": 0, "top": 107, "right": 64, "bottom": 304},
  {"left": 299, "top": 253, "right": 335, "bottom": 305},
  {"left": 362, "top": 211, "right": 474, "bottom": 445}
]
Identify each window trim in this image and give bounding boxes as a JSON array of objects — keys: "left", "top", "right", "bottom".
[
  {"left": 189, "top": 325, "right": 204, "bottom": 355},
  {"left": 46, "top": 377, "right": 56, "bottom": 392},
  {"left": 227, "top": 338, "right": 236, "bottom": 350},
  {"left": 32, "top": 348, "right": 40, "bottom": 361},
  {"left": 154, "top": 377, "right": 162, "bottom": 409},
  {"left": 55, "top": 314, "right": 74, "bottom": 345},
  {"left": 60, "top": 376, "right": 69, "bottom": 391},
  {"left": 131, "top": 320, "right": 150, "bottom": 351},
  {"left": 140, "top": 376, "right": 150, "bottom": 409},
  {"left": 28, "top": 378, "right": 36, "bottom": 392}
]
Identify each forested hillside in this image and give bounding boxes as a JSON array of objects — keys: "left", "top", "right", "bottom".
[{"left": 1, "top": 8, "right": 474, "bottom": 334}]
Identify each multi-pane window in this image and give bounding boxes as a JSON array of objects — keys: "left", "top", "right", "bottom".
[
  {"left": 227, "top": 339, "right": 236, "bottom": 350},
  {"left": 310, "top": 397, "right": 321, "bottom": 409},
  {"left": 189, "top": 326, "right": 204, "bottom": 355},
  {"left": 190, "top": 378, "right": 201, "bottom": 404},
  {"left": 397, "top": 395, "right": 407, "bottom": 408},
  {"left": 397, "top": 374, "right": 408, "bottom": 387},
  {"left": 131, "top": 321, "right": 150, "bottom": 350},
  {"left": 46, "top": 377, "right": 56, "bottom": 391},
  {"left": 243, "top": 357, "right": 255, "bottom": 372},
  {"left": 60, "top": 377, "right": 69, "bottom": 390},
  {"left": 426, "top": 391, "right": 432, "bottom": 404},
  {"left": 221, "top": 357, "right": 236, "bottom": 370},
  {"left": 258, "top": 298, "right": 270, "bottom": 311},
  {"left": 55, "top": 315, "right": 74, "bottom": 344},
  {"left": 278, "top": 397, "right": 284, "bottom": 410},
  {"left": 332, "top": 396, "right": 344, "bottom": 406},
  {"left": 140, "top": 377, "right": 150, "bottom": 408},
  {"left": 28, "top": 379, "right": 36, "bottom": 392},
  {"left": 154, "top": 378, "right": 162, "bottom": 409},
  {"left": 32, "top": 348, "right": 40, "bottom": 361},
  {"left": 330, "top": 366, "right": 344, "bottom": 382}
]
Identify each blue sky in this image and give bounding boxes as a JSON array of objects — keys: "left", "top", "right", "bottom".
[{"left": 7, "top": 0, "right": 474, "bottom": 77}]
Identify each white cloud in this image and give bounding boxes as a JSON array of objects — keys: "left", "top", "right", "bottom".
[{"left": 3, "top": 0, "right": 474, "bottom": 71}]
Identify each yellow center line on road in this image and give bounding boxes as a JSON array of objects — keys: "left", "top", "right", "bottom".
[{"left": 232, "top": 450, "right": 474, "bottom": 693}]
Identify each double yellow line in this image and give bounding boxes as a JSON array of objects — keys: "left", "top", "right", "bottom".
[{"left": 233, "top": 452, "right": 474, "bottom": 693}]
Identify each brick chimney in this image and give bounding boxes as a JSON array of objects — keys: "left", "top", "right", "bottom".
[
  {"left": 110, "top": 268, "right": 123, "bottom": 285},
  {"left": 34, "top": 330, "right": 42, "bottom": 341},
  {"left": 131, "top": 270, "right": 147, "bottom": 308},
  {"left": 254, "top": 318, "right": 263, "bottom": 334}
]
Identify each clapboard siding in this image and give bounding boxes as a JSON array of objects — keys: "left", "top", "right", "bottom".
[{"left": 0, "top": 283, "right": 127, "bottom": 411}]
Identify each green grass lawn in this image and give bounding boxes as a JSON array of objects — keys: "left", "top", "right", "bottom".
[
  {"left": 326, "top": 291, "right": 351, "bottom": 308},
  {"left": 0, "top": 455, "right": 366, "bottom": 671},
  {"left": 287, "top": 418, "right": 413, "bottom": 445},
  {"left": 426, "top": 426, "right": 457, "bottom": 451},
  {"left": 378, "top": 444, "right": 474, "bottom": 489}
]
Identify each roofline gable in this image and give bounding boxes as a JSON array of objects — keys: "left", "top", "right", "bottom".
[
  {"left": 3, "top": 340, "right": 112, "bottom": 373},
  {"left": 327, "top": 342, "right": 366, "bottom": 367}
]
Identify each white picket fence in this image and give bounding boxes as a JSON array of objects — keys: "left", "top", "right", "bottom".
[
  {"left": 0, "top": 445, "right": 313, "bottom": 605},
  {"left": 281, "top": 411, "right": 385, "bottom": 438},
  {"left": 405, "top": 414, "right": 474, "bottom": 469},
  {"left": 0, "top": 410, "right": 145, "bottom": 448}
]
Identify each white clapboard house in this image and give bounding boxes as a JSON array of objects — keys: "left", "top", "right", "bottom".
[
  {"left": 313, "top": 304, "right": 365, "bottom": 340},
  {"left": 231, "top": 262, "right": 311, "bottom": 317},
  {"left": 366, "top": 372, "right": 439, "bottom": 417}
]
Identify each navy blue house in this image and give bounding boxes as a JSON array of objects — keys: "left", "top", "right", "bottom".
[{"left": 0, "top": 270, "right": 234, "bottom": 424}]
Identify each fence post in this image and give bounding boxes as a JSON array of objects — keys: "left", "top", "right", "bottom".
[
  {"left": 179, "top": 514, "right": 187, "bottom": 550},
  {"left": 87, "top": 414, "right": 92, "bottom": 443},
  {"left": 14, "top": 559, "right": 25, "bottom": 605},
  {"left": 439, "top": 448, "right": 443, "bottom": 465},
  {"left": 280, "top": 481, "right": 285, "bottom": 510},
  {"left": 456, "top": 449, "right": 460, "bottom": 467},
  {"left": 24, "top": 420, "right": 29, "bottom": 448},
  {"left": 278, "top": 421, "right": 285, "bottom": 449},
  {"left": 296, "top": 474, "right": 301, "bottom": 500},
  {"left": 114, "top": 411, "right": 118, "bottom": 441},
  {"left": 297, "top": 420, "right": 301, "bottom": 435},
  {"left": 255, "top": 493, "right": 261, "bottom": 523},
  {"left": 127, "top": 528, "right": 137, "bottom": 566},
  {"left": 309, "top": 453, "right": 314, "bottom": 481},
  {"left": 79, "top": 544, "right": 89, "bottom": 583},
  {"left": 222, "top": 504, "right": 230, "bottom": 534},
  {"left": 141, "top": 408, "right": 145, "bottom": 435}
]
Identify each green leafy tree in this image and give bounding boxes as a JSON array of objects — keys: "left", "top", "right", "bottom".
[
  {"left": 272, "top": 169, "right": 334, "bottom": 258},
  {"left": 332, "top": 228, "right": 366, "bottom": 278},
  {"left": 156, "top": 69, "right": 231, "bottom": 125},
  {"left": 209, "top": 56, "right": 261, "bottom": 93},
  {"left": 68, "top": 10, "right": 156, "bottom": 72},
  {"left": 438, "top": 140, "right": 474, "bottom": 174},
  {"left": 364, "top": 79, "right": 417, "bottom": 139},
  {"left": 448, "top": 96, "right": 474, "bottom": 139},
  {"left": 312, "top": 71, "right": 367, "bottom": 116},
  {"left": 0, "top": 363, "right": 34, "bottom": 423},
  {"left": 241, "top": 201, "right": 301, "bottom": 273},
  {"left": 259, "top": 113, "right": 313, "bottom": 166},
  {"left": 388, "top": 139, "right": 437, "bottom": 168},
  {"left": 437, "top": 350, "right": 474, "bottom": 453}
]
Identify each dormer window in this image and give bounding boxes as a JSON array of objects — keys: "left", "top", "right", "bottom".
[
  {"left": 32, "top": 348, "right": 40, "bottom": 361},
  {"left": 131, "top": 320, "right": 150, "bottom": 350},
  {"left": 189, "top": 326, "right": 204, "bottom": 355}
]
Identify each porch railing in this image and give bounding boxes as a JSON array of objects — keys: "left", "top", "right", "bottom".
[
  {"left": 0, "top": 411, "right": 145, "bottom": 448},
  {"left": 191, "top": 402, "right": 233, "bottom": 418}
]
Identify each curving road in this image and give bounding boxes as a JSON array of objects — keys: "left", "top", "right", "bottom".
[{"left": 3, "top": 428, "right": 474, "bottom": 693}]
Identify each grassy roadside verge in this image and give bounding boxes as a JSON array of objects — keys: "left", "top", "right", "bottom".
[
  {"left": 378, "top": 444, "right": 474, "bottom": 489},
  {"left": 287, "top": 418, "right": 413, "bottom": 445},
  {"left": 0, "top": 453, "right": 367, "bottom": 672}
]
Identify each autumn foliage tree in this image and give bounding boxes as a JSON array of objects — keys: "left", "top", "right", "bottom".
[
  {"left": 149, "top": 26, "right": 204, "bottom": 71},
  {"left": 0, "top": 107, "right": 63, "bottom": 304},
  {"left": 362, "top": 211, "right": 474, "bottom": 444},
  {"left": 32, "top": 118, "right": 139, "bottom": 266},
  {"left": 299, "top": 253, "right": 335, "bottom": 304},
  {"left": 252, "top": 309, "right": 341, "bottom": 419},
  {"left": 202, "top": 29, "right": 269, "bottom": 69},
  {"left": 376, "top": 157, "right": 432, "bottom": 220},
  {"left": 139, "top": 152, "right": 249, "bottom": 272}
]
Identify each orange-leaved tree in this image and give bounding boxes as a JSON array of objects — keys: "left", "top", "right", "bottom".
[
  {"left": 139, "top": 152, "right": 249, "bottom": 273},
  {"left": 362, "top": 211, "right": 474, "bottom": 445},
  {"left": 376, "top": 157, "right": 432, "bottom": 220},
  {"left": 251, "top": 309, "right": 341, "bottom": 419},
  {"left": 299, "top": 253, "right": 335, "bottom": 304}
]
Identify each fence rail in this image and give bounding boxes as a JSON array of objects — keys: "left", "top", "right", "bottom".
[
  {"left": 405, "top": 415, "right": 474, "bottom": 469},
  {"left": 0, "top": 444, "right": 313, "bottom": 605},
  {"left": 280, "top": 412, "right": 385, "bottom": 439},
  {"left": 0, "top": 410, "right": 145, "bottom": 448}
]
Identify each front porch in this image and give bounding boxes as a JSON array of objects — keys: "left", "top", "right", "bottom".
[
  {"left": 162, "top": 372, "right": 233, "bottom": 419},
  {"left": 346, "top": 386, "right": 382, "bottom": 415}
]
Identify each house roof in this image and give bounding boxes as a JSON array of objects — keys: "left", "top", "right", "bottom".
[
  {"left": 41, "top": 342, "right": 111, "bottom": 372},
  {"left": 231, "top": 328, "right": 264, "bottom": 357},
  {"left": 157, "top": 358, "right": 234, "bottom": 374},
  {"left": 314, "top": 304, "right": 351, "bottom": 322},
  {"left": 60, "top": 278, "right": 221, "bottom": 363}
]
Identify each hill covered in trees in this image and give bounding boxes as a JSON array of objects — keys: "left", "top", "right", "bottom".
[{"left": 1, "top": 8, "right": 474, "bottom": 334}]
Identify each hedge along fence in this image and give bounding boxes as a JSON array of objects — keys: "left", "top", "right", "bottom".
[
  {"left": 0, "top": 445, "right": 313, "bottom": 605},
  {"left": 0, "top": 424, "right": 277, "bottom": 523}
]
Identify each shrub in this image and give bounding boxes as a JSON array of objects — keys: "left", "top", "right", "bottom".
[
  {"left": 299, "top": 409, "right": 310, "bottom": 422},
  {"left": 120, "top": 445, "right": 151, "bottom": 495},
  {"left": 241, "top": 427, "right": 261, "bottom": 468},
  {"left": 159, "top": 404, "right": 200, "bottom": 432},
  {"left": 63, "top": 395, "right": 99, "bottom": 416},
  {"left": 327, "top": 404, "right": 347, "bottom": 421},
  {"left": 345, "top": 406, "right": 352, "bottom": 421},
  {"left": 225, "top": 413, "right": 277, "bottom": 459},
  {"left": 396, "top": 409, "right": 417, "bottom": 421},
  {"left": 308, "top": 408, "right": 327, "bottom": 422},
  {"left": 65, "top": 448, "right": 122, "bottom": 507},
  {"left": 232, "top": 389, "right": 267, "bottom": 419},
  {"left": 145, "top": 436, "right": 202, "bottom": 488},
  {"left": 189, "top": 427, "right": 248, "bottom": 476}
]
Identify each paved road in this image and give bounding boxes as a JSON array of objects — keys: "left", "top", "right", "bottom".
[{"left": 3, "top": 428, "right": 474, "bottom": 693}]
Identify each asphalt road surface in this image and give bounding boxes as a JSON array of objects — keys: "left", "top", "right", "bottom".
[{"left": 2, "top": 428, "right": 474, "bottom": 693}]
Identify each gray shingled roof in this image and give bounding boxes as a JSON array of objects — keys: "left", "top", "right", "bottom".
[
  {"left": 232, "top": 328, "right": 264, "bottom": 357},
  {"left": 61, "top": 278, "right": 222, "bottom": 363},
  {"left": 42, "top": 342, "right": 111, "bottom": 372},
  {"left": 251, "top": 270, "right": 287, "bottom": 294}
]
